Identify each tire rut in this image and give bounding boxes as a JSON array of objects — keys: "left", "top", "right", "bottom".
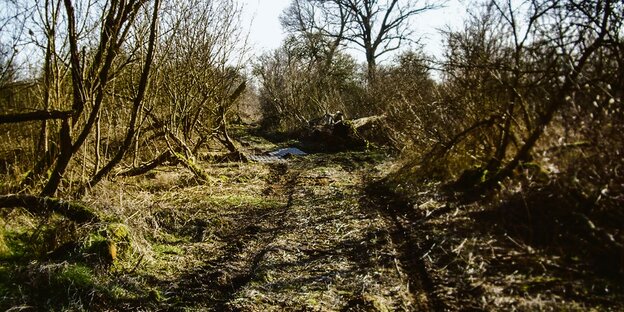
[
  {"left": 164, "top": 155, "right": 432, "bottom": 311},
  {"left": 363, "top": 182, "right": 446, "bottom": 312}
]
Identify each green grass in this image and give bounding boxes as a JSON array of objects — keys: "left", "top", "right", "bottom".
[
  {"left": 53, "top": 263, "right": 96, "bottom": 290},
  {"left": 153, "top": 243, "right": 184, "bottom": 255},
  {"left": 1, "top": 224, "right": 37, "bottom": 260}
]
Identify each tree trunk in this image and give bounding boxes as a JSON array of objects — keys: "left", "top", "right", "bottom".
[
  {"left": 215, "top": 82, "right": 249, "bottom": 162},
  {"left": 41, "top": 118, "right": 72, "bottom": 196},
  {"left": 0, "top": 110, "right": 72, "bottom": 124},
  {"left": 76, "top": 0, "right": 160, "bottom": 196},
  {"left": 366, "top": 49, "right": 377, "bottom": 84},
  {"left": 94, "top": 112, "right": 101, "bottom": 175}
]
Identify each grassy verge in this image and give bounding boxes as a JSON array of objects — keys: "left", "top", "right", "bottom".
[{"left": 0, "top": 154, "right": 281, "bottom": 310}]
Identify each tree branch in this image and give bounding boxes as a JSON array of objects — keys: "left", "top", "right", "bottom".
[
  {"left": 0, "top": 194, "right": 100, "bottom": 223},
  {"left": 0, "top": 110, "right": 71, "bottom": 124}
]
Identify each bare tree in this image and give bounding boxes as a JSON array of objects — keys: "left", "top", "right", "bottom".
[
  {"left": 283, "top": 0, "right": 439, "bottom": 82},
  {"left": 75, "top": 0, "right": 161, "bottom": 195},
  {"left": 489, "top": 0, "right": 621, "bottom": 183},
  {"left": 29, "top": 0, "right": 72, "bottom": 171},
  {"left": 37, "top": 0, "right": 158, "bottom": 196},
  {"left": 0, "top": 44, "right": 17, "bottom": 88},
  {"left": 0, "top": 0, "right": 251, "bottom": 197},
  {"left": 254, "top": 35, "right": 359, "bottom": 133},
  {"left": 120, "top": 0, "right": 251, "bottom": 177},
  {"left": 281, "top": 0, "right": 349, "bottom": 71},
  {"left": 0, "top": 0, "right": 160, "bottom": 202},
  {"left": 0, "top": 0, "right": 29, "bottom": 88},
  {"left": 424, "top": 0, "right": 623, "bottom": 187}
]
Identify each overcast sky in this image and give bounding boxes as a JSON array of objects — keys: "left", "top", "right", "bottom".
[{"left": 241, "top": 0, "right": 469, "bottom": 62}]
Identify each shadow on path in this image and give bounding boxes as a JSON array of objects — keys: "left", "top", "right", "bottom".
[{"left": 150, "top": 153, "right": 429, "bottom": 311}]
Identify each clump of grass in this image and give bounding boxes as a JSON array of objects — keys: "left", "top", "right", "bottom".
[
  {"left": 81, "top": 223, "right": 130, "bottom": 266},
  {"left": 0, "top": 228, "right": 11, "bottom": 258},
  {"left": 0, "top": 262, "right": 99, "bottom": 310},
  {"left": 153, "top": 243, "right": 183, "bottom": 254},
  {"left": 51, "top": 263, "right": 96, "bottom": 290}
]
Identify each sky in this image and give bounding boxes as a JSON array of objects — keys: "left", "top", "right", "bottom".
[
  {"left": 241, "top": 0, "right": 293, "bottom": 56},
  {"left": 241, "top": 0, "right": 469, "bottom": 62}
]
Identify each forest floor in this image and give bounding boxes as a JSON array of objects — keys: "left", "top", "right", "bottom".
[
  {"left": 116, "top": 150, "right": 429, "bottom": 311},
  {"left": 1, "top": 127, "right": 623, "bottom": 311}
]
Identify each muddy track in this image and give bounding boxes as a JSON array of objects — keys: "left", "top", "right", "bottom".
[
  {"left": 159, "top": 154, "right": 432, "bottom": 311},
  {"left": 362, "top": 183, "right": 446, "bottom": 312}
]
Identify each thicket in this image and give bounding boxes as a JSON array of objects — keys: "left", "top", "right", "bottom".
[
  {"left": 255, "top": 0, "right": 622, "bottom": 200},
  {"left": 0, "top": 0, "right": 251, "bottom": 198},
  {"left": 0, "top": 0, "right": 622, "bottom": 307},
  {"left": 254, "top": 35, "right": 363, "bottom": 134},
  {"left": 0, "top": 0, "right": 252, "bottom": 307},
  {"left": 254, "top": 0, "right": 623, "bottom": 277}
]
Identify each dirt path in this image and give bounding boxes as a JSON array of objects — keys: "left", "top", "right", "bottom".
[
  {"left": 3, "top": 132, "right": 622, "bottom": 311},
  {"left": 153, "top": 153, "right": 431, "bottom": 311}
]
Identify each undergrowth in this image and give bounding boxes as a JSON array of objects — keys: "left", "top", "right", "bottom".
[
  {"left": 0, "top": 157, "right": 275, "bottom": 310},
  {"left": 383, "top": 137, "right": 624, "bottom": 310}
]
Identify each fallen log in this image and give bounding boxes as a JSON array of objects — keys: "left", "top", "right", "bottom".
[
  {"left": 171, "top": 152, "right": 211, "bottom": 182},
  {"left": 349, "top": 114, "right": 386, "bottom": 129},
  {"left": 118, "top": 150, "right": 175, "bottom": 177},
  {"left": 303, "top": 113, "right": 387, "bottom": 151},
  {"left": 0, "top": 194, "right": 100, "bottom": 223}
]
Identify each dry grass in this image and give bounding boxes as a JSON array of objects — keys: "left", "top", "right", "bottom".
[
  {"left": 3, "top": 122, "right": 623, "bottom": 311},
  {"left": 375, "top": 174, "right": 624, "bottom": 311},
  {"left": 0, "top": 138, "right": 280, "bottom": 310},
  {"left": 2, "top": 127, "right": 411, "bottom": 310}
]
